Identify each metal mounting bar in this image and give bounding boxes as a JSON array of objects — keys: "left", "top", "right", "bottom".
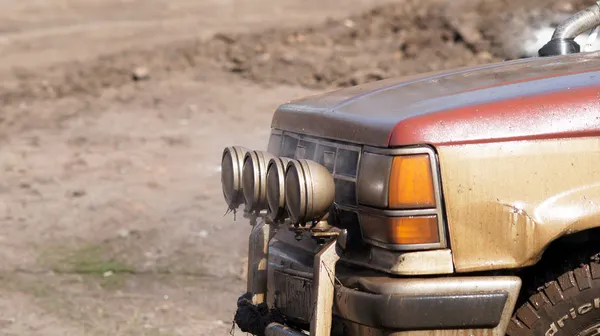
[
  {"left": 246, "top": 217, "right": 273, "bottom": 304},
  {"left": 310, "top": 238, "right": 342, "bottom": 336}
]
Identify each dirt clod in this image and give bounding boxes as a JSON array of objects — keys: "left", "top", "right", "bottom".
[
  {"left": 65, "top": 189, "right": 86, "bottom": 198},
  {"left": 132, "top": 67, "right": 151, "bottom": 81}
]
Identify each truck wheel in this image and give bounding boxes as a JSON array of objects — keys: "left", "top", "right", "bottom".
[{"left": 507, "top": 261, "right": 600, "bottom": 336}]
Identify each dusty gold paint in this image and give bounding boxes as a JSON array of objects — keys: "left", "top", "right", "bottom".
[{"left": 438, "top": 136, "right": 600, "bottom": 272}]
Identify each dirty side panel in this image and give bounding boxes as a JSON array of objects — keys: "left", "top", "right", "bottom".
[{"left": 438, "top": 137, "right": 600, "bottom": 272}]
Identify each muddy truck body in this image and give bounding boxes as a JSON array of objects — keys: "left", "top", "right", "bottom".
[{"left": 220, "top": 5, "right": 600, "bottom": 336}]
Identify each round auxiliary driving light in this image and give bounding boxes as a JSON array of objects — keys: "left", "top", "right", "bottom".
[
  {"left": 221, "top": 146, "right": 249, "bottom": 210},
  {"left": 285, "top": 159, "right": 335, "bottom": 225},
  {"left": 242, "top": 150, "right": 275, "bottom": 212},
  {"left": 266, "top": 157, "right": 291, "bottom": 222}
]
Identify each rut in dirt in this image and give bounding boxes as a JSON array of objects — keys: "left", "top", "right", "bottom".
[{"left": 0, "top": 0, "right": 592, "bottom": 105}]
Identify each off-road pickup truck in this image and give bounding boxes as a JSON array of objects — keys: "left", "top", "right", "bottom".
[{"left": 221, "top": 4, "right": 600, "bottom": 336}]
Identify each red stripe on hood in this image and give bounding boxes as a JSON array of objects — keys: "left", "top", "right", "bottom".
[{"left": 389, "top": 85, "right": 600, "bottom": 146}]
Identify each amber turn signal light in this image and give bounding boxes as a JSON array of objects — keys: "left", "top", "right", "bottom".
[
  {"left": 361, "top": 215, "right": 440, "bottom": 246},
  {"left": 388, "top": 216, "right": 440, "bottom": 245},
  {"left": 389, "top": 154, "right": 436, "bottom": 209}
]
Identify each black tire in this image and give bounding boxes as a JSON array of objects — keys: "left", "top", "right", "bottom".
[{"left": 507, "top": 260, "right": 600, "bottom": 336}]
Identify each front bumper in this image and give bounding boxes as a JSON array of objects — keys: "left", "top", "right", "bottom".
[
  {"left": 237, "top": 222, "right": 522, "bottom": 336},
  {"left": 333, "top": 276, "right": 518, "bottom": 330}
]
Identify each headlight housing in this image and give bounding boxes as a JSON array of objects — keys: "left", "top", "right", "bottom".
[
  {"left": 221, "top": 146, "right": 249, "bottom": 210},
  {"left": 242, "top": 150, "right": 274, "bottom": 213},
  {"left": 284, "top": 159, "right": 335, "bottom": 225},
  {"left": 357, "top": 146, "right": 446, "bottom": 250}
]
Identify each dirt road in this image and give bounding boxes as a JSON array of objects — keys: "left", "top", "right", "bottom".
[
  {"left": 0, "top": 1, "right": 391, "bottom": 335},
  {"left": 0, "top": 0, "right": 590, "bottom": 335}
]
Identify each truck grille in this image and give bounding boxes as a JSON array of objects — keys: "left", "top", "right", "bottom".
[{"left": 267, "top": 131, "right": 361, "bottom": 210}]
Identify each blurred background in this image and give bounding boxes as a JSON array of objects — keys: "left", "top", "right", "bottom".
[{"left": 0, "top": 0, "right": 595, "bottom": 335}]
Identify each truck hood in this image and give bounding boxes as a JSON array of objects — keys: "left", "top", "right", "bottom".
[{"left": 271, "top": 52, "right": 600, "bottom": 147}]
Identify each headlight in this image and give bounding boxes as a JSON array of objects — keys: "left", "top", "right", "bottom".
[
  {"left": 285, "top": 159, "right": 335, "bottom": 224},
  {"left": 221, "top": 146, "right": 249, "bottom": 209},
  {"left": 242, "top": 150, "right": 274, "bottom": 212},
  {"left": 356, "top": 147, "right": 445, "bottom": 250},
  {"left": 266, "top": 157, "right": 290, "bottom": 222}
]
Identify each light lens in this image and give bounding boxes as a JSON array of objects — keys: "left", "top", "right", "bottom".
[
  {"left": 361, "top": 215, "right": 440, "bottom": 245},
  {"left": 222, "top": 153, "right": 235, "bottom": 199},
  {"left": 389, "top": 154, "right": 436, "bottom": 209},
  {"left": 266, "top": 157, "right": 290, "bottom": 222},
  {"left": 285, "top": 163, "right": 304, "bottom": 222},
  {"left": 242, "top": 156, "right": 256, "bottom": 208}
]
